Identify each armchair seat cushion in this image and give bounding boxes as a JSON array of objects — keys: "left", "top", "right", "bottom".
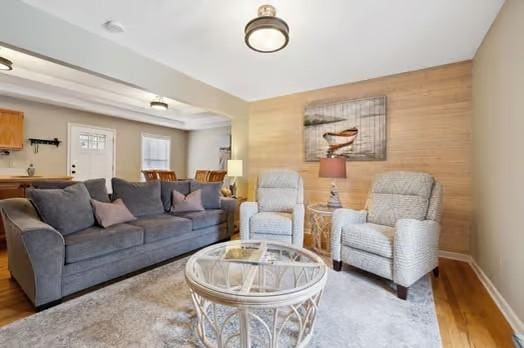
[
  {"left": 65, "top": 223, "right": 144, "bottom": 263},
  {"left": 172, "top": 209, "right": 226, "bottom": 230},
  {"left": 129, "top": 214, "right": 192, "bottom": 243},
  {"left": 250, "top": 212, "right": 292, "bottom": 236},
  {"left": 342, "top": 223, "right": 395, "bottom": 258}
]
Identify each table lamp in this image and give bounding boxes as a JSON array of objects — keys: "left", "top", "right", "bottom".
[
  {"left": 319, "top": 156, "right": 347, "bottom": 208},
  {"left": 227, "top": 159, "right": 243, "bottom": 197}
]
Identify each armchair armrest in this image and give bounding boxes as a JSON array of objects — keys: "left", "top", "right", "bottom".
[
  {"left": 240, "top": 201, "right": 258, "bottom": 241},
  {"left": 292, "top": 204, "right": 305, "bottom": 248},
  {"left": 220, "top": 197, "right": 237, "bottom": 237},
  {"left": 1, "top": 198, "right": 65, "bottom": 307},
  {"left": 393, "top": 219, "right": 440, "bottom": 287},
  {"left": 330, "top": 208, "right": 367, "bottom": 261}
]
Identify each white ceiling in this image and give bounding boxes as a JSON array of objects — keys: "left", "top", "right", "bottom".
[
  {"left": 0, "top": 46, "right": 230, "bottom": 130},
  {"left": 20, "top": 0, "right": 504, "bottom": 101}
]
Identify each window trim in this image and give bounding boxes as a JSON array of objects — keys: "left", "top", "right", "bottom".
[{"left": 140, "top": 132, "right": 171, "bottom": 173}]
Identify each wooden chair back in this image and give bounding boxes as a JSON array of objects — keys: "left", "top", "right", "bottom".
[
  {"left": 142, "top": 170, "right": 158, "bottom": 181},
  {"left": 208, "top": 170, "right": 227, "bottom": 183},
  {"left": 195, "top": 170, "right": 210, "bottom": 182},
  {"left": 157, "top": 170, "right": 177, "bottom": 182}
]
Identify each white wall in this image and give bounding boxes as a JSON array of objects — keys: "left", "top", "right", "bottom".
[
  {"left": 186, "top": 126, "right": 230, "bottom": 178},
  {"left": 472, "top": 0, "right": 524, "bottom": 330}
]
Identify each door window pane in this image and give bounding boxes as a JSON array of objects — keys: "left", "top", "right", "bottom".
[{"left": 80, "top": 133, "right": 106, "bottom": 151}]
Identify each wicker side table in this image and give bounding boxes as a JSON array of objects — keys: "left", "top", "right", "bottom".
[{"left": 308, "top": 203, "right": 338, "bottom": 256}]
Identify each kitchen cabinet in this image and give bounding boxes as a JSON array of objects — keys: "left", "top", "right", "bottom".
[{"left": 0, "top": 109, "right": 24, "bottom": 150}]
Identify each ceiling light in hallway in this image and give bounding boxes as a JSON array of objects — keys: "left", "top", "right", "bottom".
[
  {"left": 150, "top": 100, "right": 168, "bottom": 111},
  {"left": 0, "top": 56, "right": 13, "bottom": 71},
  {"left": 244, "top": 4, "right": 289, "bottom": 53}
]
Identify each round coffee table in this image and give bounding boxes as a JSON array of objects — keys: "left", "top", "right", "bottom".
[{"left": 185, "top": 240, "right": 328, "bottom": 348}]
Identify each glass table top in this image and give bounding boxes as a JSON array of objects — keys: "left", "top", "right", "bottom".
[{"left": 185, "top": 240, "right": 327, "bottom": 297}]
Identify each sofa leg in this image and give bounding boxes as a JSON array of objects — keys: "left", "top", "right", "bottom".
[
  {"left": 333, "top": 260, "right": 342, "bottom": 271},
  {"left": 397, "top": 285, "right": 408, "bottom": 300},
  {"left": 432, "top": 266, "right": 439, "bottom": 278},
  {"left": 36, "top": 299, "right": 62, "bottom": 312}
]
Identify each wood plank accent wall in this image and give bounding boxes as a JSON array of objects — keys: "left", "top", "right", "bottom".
[{"left": 248, "top": 61, "right": 472, "bottom": 253}]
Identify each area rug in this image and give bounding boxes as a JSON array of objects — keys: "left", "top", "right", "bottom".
[{"left": 0, "top": 257, "right": 441, "bottom": 347}]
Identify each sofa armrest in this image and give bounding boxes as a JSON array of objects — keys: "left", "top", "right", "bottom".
[
  {"left": 0, "top": 198, "right": 65, "bottom": 307},
  {"left": 220, "top": 197, "right": 237, "bottom": 237},
  {"left": 393, "top": 219, "right": 440, "bottom": 287},
  {"left": 330, "top": 208, "right": 367, "bottom": 261},
  {"left": 292, "top": 204, "right": 305, "bottom": 248},
  {"left": 240, "top": 201, "right": 258, "bottom": 241}
]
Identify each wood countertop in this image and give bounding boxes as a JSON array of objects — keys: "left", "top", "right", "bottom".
[{"left": 0, "top": 176, "right": 73, "bottom": 183}]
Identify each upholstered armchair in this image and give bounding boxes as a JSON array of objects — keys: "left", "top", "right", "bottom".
[
  {"left": 240, "top": 169, "right": 304, "bottom": 247},
  {"left": 331, "top": 171, "right": 443, "bottom": 299}
]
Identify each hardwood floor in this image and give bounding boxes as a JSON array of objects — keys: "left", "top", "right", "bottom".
[{"left": 0, "top": 249, "right": 514, "bottom": 346}]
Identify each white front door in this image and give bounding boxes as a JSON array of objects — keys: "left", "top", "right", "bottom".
[{"left": 68, "top": 124, "right": 115, "bottom": 192}]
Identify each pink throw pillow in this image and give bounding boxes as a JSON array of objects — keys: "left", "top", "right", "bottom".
[
  {"left": 91, "top": 198, "right": 137, "bottom": 228},
  {"left": 172, "top": 189, "right": 205, "bottom": 213}
]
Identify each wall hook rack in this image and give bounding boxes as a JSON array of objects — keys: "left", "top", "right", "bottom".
[{"left": 27, "top": 138, "right": 62, "bottom": 153}]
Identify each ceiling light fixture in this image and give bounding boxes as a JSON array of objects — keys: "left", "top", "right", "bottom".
[
  {"left": 244, "top": 4, "right": 289, "bottom": 53},
  {"left": 103, "top": 20, "right": 125, "bottom": 33},
  {"left": 0, "top": 56, "right": 13, "bottom": 71},
  {"left": 150, "top": 100, "right": 168, "bottom": 111}
]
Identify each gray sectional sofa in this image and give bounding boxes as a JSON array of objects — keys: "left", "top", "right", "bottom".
[{"left": 0, "top": 178, "right": 236, "bottom": 310}]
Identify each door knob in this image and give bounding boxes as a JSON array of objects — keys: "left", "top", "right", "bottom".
[{"left": 72, "top": 171, "right": 76, "bottom": 174}]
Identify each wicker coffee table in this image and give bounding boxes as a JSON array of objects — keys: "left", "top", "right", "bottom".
[{"left": 185, "top": 240, "right": 328, "bottom": 348}]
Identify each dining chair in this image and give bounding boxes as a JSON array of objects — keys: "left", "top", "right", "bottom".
[
  {"left": 142, "top": 170, "right": 158, "bottom": 181},
  {"left": 195, "top": 170, "right": 210, "bottom": 182},
  {"left": 157, "top": 170, "right": 177, "bottom": 181},
  {"left": 207, "top": 170, "right": 227, "bottom": 183}
]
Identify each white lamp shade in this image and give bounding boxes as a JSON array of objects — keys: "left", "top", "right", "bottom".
[{"left": 227, "top": 160, "right": 243, "bottom": 177}]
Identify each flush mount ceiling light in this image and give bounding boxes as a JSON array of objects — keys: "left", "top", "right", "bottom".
[
  {"left": 244, "top": 4, "right": 289, "bottom": 53},
  {"left": 103, "top": 20, "right": 125, "bottom": 33},
  {"left": 150, "top": 100, "right": 168, "bottom": 111},
  {"left": 0, "top": 56, "right": 13, "bottom": 71}
]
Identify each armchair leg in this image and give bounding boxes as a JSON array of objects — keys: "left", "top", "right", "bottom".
[
  {"left": 397, "top": 285, "right": 408, "bottom": 300},
  {"left": 333, "top": 260, "right": 342, "bottom": 271},
  {"left": 432, "top": 267, "right": 439, "bottom": 278}
]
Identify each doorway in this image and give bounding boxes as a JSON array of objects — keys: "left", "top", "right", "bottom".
[{"left": 67, "top": 123, "right": 116, "bottom": 192}]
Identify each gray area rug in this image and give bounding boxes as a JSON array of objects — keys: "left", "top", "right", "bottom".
[{"left": 0, "top": 258, "right": 441, "bottom": 347}]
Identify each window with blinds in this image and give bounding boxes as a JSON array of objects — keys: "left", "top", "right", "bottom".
[{"left": 141, "top": 133, "right": 171, "bottom": 171}]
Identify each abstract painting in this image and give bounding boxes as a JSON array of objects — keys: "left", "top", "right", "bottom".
[{"left": 304, "top": 96, "right": 387, "bottom": 161}]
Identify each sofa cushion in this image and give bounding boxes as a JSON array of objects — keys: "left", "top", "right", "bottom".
[
  {"left": 190, "top": 181, "right": 221, "bottom": 209},
  {"left": 342, "top": 223, "right": 395, "bottom": 258},
  {"left": 64, "top": 223, "right": 144, "bottom": 263},
  {"left": 91, "top": 198, "right": 136, "bottom": 228},
  {"left": 368, "top": 171, "right": 434, "bottom": 227},
  {"left": 31, "top": 178, "right": 110, "bottom": 202},
  {"left": 111, "top": 178, "right": 164, "bottom": 217},
  {"left": 28, "top": 183, "right": 95, "bottom": 235},
  {"left": 250, "top": 212, "right": 292, "bottom": 236},
  {"left": 129, "top": 214, "right": 192, "bottom": 243},
  {"left": 171, "top": 189, "right": 205, "bottom": 213},
  {"left": 160, "top": 180, "right": 191, "bottom": 212},
  {"left": 172, "top": 209, "right": 226, "bottom": 230},
  {"left": 84, "top": 178, "right": 110, "bottom": 202},
  {"left": 257, "top": 170, "right": 301, "bottom": 213}
]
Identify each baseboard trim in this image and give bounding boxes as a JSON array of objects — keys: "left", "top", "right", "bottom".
[
  {"left": 438, "top": 249, "right": 523, "bottom": 333},
  {"left": 469, "top": 260, "right": 524, "bottom": 333},
  {"left": 438, "top": 250, "right": 472, "bottom": 262}
]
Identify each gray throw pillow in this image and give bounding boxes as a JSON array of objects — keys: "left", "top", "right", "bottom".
[
  {"left": 31, "top": 178, "right": 110, "bottom": 202},
  {"left": 160, "top": 180, "right": 191, "bottom": 212},
  {"left": 28, "top": 183, "right": 95, "bottom": 235},
  {"left": 91, "top": 198, "right": 136, "bottom": 228},
  {"left": 171, "top": 189, "right": 205, "bottom": 213},
  {"left": 84, "top": 178, "right": 110, "bottom": 202},
  {"left": 190, "top": 181, "right": 221, "bottom": 209},
  {"left": 111, "top": 178, "right": 164, "bottom": 217}
]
